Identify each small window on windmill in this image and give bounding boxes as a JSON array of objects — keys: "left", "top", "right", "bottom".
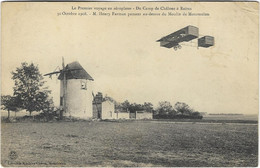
[{"left": 81, "top": 80, "right": 87, "bottom": 90}]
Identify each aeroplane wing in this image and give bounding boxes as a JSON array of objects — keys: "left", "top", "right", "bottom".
[
  {"left": 160, "top": 41, "right": 179, "bottom": 48},
  {"left": 157, "top": 25, "right": 199, "bottom": 49},
  {"left": 157, "top": 31, "right": 185, "bottom": 42}
]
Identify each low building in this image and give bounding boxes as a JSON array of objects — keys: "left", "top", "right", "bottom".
[
  {"left": 92, "top": 92, "right": 116, "bottom": 120},
  {"left": 101, "top": 101, "right": 116, "bottom": 120},
  {"left": 116, "top": 110, "right": 130, "bottom": 119},
  {"left": 135, "top": 110, "right": 153, "bottom": 119}
]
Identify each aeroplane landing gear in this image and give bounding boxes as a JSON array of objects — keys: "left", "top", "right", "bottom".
[{"left": 173, "top": 45, "right": 181, "bottom": 51}]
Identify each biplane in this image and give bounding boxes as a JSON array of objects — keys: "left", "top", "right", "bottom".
[{"left": 157, "top": 25, "right": 214, "bottom": 51}]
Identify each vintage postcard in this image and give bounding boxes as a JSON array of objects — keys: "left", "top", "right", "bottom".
[{"left": 1, "top": 1, "right": 259, "bottom": 167}]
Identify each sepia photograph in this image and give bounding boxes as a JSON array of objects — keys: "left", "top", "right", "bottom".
[{"left": 1, "top": 1, "right": 259, "bottom": 167}]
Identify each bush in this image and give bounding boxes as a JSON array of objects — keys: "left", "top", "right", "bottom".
[
  {"left": 27, "top": 108, "right": 60, "bottom": 122},
  {"left": 153, "top": 112, "right": 203, "bottom": 119}
]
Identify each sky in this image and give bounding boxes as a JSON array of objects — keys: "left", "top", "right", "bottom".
[{"left": 1, "top": 2, "right": 259, "bottom": 114}]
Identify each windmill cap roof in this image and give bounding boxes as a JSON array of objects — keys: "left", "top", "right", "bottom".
[{"left": 58, "top": 61, "right": 94, "bottom": 80}]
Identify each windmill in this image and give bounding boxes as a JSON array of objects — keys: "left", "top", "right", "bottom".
[{"left": 44, "top": 58, "right": 81, "bottom": 119}]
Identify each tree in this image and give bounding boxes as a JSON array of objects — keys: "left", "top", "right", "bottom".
[
  {"left": 1, "top": 95, "right": 19, "bottom": 119},
  {"left": 156, "top": 101, "right": 173, "bottom": 115},
  {"left": 143, "top": 102, "right": 153, "bottom": 112},
  {"left": 121, "top": 100, "right": 131, "bottom": 111},
  {"left": 191, "top": 111, "right": 203, "bottom": 119},
  {"left": 129, "top": 103, "right": 143, "bottom": 113},
  {"left": 116, "top": 101, "right": 154, "bottom": 114},
  {"left": 174, "top": 102, "right": 193, "bottom": 115},
  {"left": 11, "top": 62, "right": 53, "bottom": 116}
]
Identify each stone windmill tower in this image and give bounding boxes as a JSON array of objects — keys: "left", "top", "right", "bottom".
[
  {"left": 58, "top": 61, "right": 94, "bottom": 119},
  {"left": 44, "top": 59, "right": 94, "bottom": 119}
]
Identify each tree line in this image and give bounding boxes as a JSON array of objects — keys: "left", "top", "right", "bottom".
[
  {"left": 112, "top": 100, "right": 202, "bottom": 119},
  {"left": 1, "top": 62, "right": 203, "bottom": 120}
]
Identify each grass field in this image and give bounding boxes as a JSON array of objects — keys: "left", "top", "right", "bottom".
[{"left": 1, "top": 121, "right": 258, "bottom": 167}]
